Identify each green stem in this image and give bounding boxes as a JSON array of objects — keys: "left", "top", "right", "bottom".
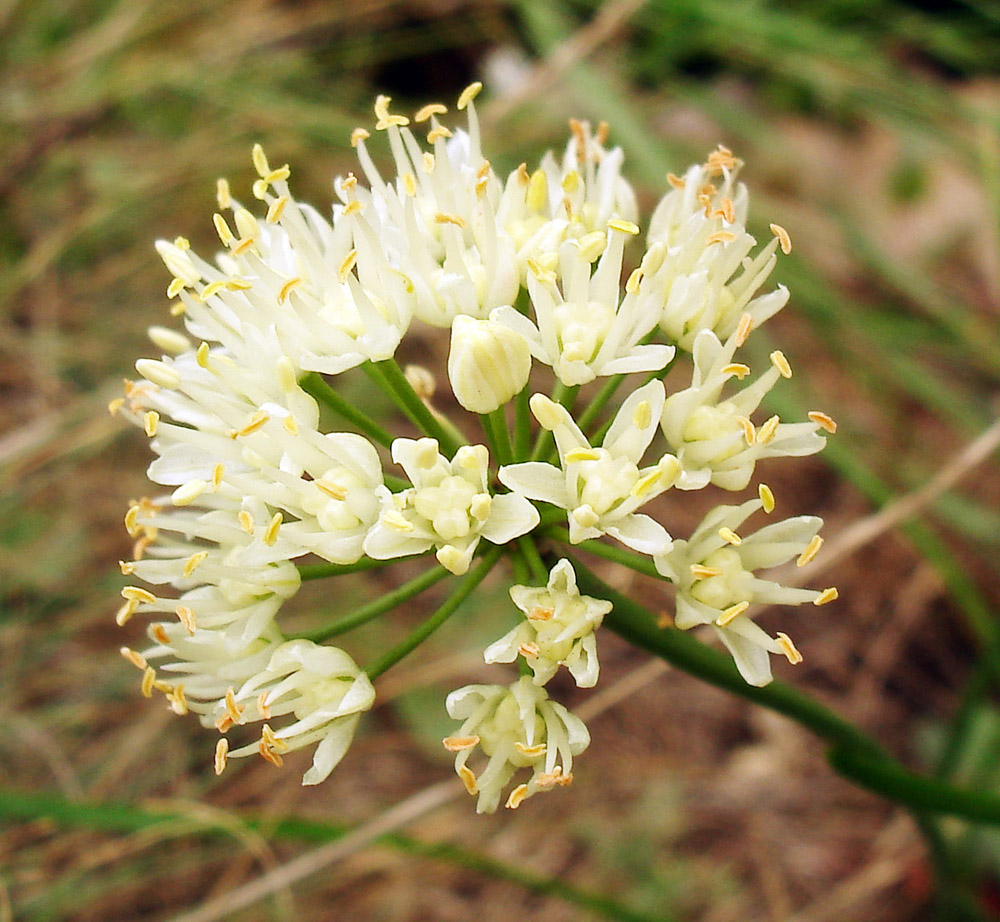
[
  {"left": 514, "top": 384, "right": 533, "bottom": 461},
  {"left": 296, "top": 565, "right": 451, "bottom": 642},
  {"left": 299, "top": 371, "right": 393, "bottom": 449},
  {"left": 935, "top": 657, "right": 993, "bottom": 780},
  {"left": 0, "top": 789, "right": 663, "bottom": 922},
  {"left": 547, "top": 527, "right": 661, "bottom": 579},
  {"left": 486, "top": 407, "right": 514, "bottom": 467},
  {"left": 577, "top": 373, "right": 626, "bottom": 435},
  {"left": 370, "top": 359, "right": 464, "bottom": 455},
  {"left": 518, "top": 535, "right": 549, "bottom": 583},
  {"left": 297, "top": 557, "right": 398, "bottom": 581},
  {"left": 366, "top": 547, "right": 502, "bottom": 679}
]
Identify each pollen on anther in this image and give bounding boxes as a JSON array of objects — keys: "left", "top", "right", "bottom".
[
  {"left": 257, "top": 692, "right": 272, "bottom": 719},
  {"left": 338, "top": 249, "right": 358, "bottom": 283},
  {"left": 176, "top": 606, "right": 196, "bottom": 634},
  {"left": 736, "top": 416, "right": 756, "bottom": 445},
  {"left": 770, "top": 350, "right": 792, "bottom": 378},
  {"left": 608, "top": 218, "right": 640, "bottom": 236},
  {"left": 263, "top": 512, "right": 282, "bottom": 547},
  {"left": 443, "top": 735, "right": 480, "bottom": 752},
  {"left": 776, "top": 632, "right": 803, "bottom": 664},
  {"left": 277, "top": 277, "right": 301, "bottom": 304},
  {"left": 814, "top": 587, "right": 839, "bottom": 606},
  {"left": 141, "top": 666, "right": 156, "bottom": 698},
  {"left": 214, "top": 739, "right": 229, "bottom": 776},
  {"left": 718, "top": 526, "right": 742, "bottom": 546},
  {"left": 797, "top": 535, "right": 823, "bottom": 567},
  {"left": 505, "top": 784, "right": 530, "bottom": 810},
  {"left": 808, "top": 411, "right": 837, "bottom": 433},
  {"left": 770, "top": 223, "right": 792, "bottom": 255},
  {"left": 723, "top": 362, "right": 750, "bottom": 380},
  {"left": 757, "top": 415, "right": 780, "bottom": 444},
  {"left": 735, "top": 313, "right": 754, "bottom": 346},
  {"left": 758, "top": 483, "right": 776, "bottom": 513},
  {"left": 143, "top": 411, "right": 159, "bottom": 437},
  {"left": 519, "top": 641, "right": 540, "bottom": 658},
  {"left": 666, "top": 172, "right": 686, "bottom": 190},
  {"left": 266, "top": 195, "right": 289, "bottom": 224},
  {"left": 238, "top": 510, "right": 254, "bottom": 534},
  {"left": 120, "top": 646, "right": 147, "bottom": 670},
  {"left": 457, "top": 764, "right": 478, "bottom": 795},
  {"left": 415, "top": 102, "right": 447, "bottom": 122},
  {"left": 457, "top": 81, "right": 482, "bottom": 110},
  {"left": 706, "top": 231, "right": 736, "bottom": 245},
  {"left": 434, "top": 212, "right": 466, "bottom": 228},
  {"left": 717, "top": 600, "right": 749, "bottom": 626},
  {"left": 691, "top": 564, "right": 721, "bottom": 579},
  {"left": 350, "top": 127, "right": 370, "bottom": 148}
]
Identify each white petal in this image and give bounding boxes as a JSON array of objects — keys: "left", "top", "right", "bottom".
[
  {"left": 605, "top": 514, "right": 672, "bottom": 556},
  {"left": 498, "top": 462, "right": 567, "bottom": 507},
  {"left": 479, "top": 492, "right": 539, "bottom": 544}
]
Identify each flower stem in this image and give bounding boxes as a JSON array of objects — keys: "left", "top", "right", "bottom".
[
  {"left": 577, "top": 373, "right": 626, "bottom": 435},
  {"left": 297, "top": 565, "right": 451, "bottom": 642},
  {"left": 297, "top": 557, "right": 398, "bottom": 581},
  {"left": 518, "top": 535, "right": 549, "bottom": 583},
  {"left": 513, "top": 384, "right": 532, "bottom": 461},
  {"left": 545, "top": 526, "right": 661, "bottom": 579},
  {"left": 487, "top": 407, "right": 514, "bottom": 467},
  {"left": 370, "top": 359, "right": 465, "bottom": 455},
  {"left": 365, "top": 547, "right": 503, "bottom": 679},
  {"left": 299, "top": 371, "right": 393, "bottom": 448}
]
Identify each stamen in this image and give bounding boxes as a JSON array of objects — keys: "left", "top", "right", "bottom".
[
  {"left": 528, "top": 606, "right": 555, "bottom": 621},
  {"left": 716, "top": 600, "right": 749, "bottom": 626},
  {"left": 216, "top": 178, "right": 231, "bottom": 210},
  {"left": 758, "top": 483, "right": 776, "bottom": 513},
  {"left": 690, "top": 564, "right": 721, "bottom": 579},
  {"left": 718, "top": 526, "right": 742, "bottom": 546},
  {"left": 757, "top": 415, "right": 780, "bottom": 444},
  {"left": 263, "top": 512, "right": 282, "bottom": 546},
  {"left": 506, "top": 784, "right": 529, "bottom": 810},
  {"left": 176, "top": 605, "right": 196, "bottom": 634},
  {"left": 736, "top": 416, "right": 756, "bottom": 445},
  {"left": 214, "top": 739, "right": 229, "bottom": 776},
  {"left": 257, "top": 692, "right": 271, "bottom": 719},
  {"left": 120, "top": 646, "right": 147, "bottom": 670},
  {"left": 706, "top": 231, "right": 736, "bottom": 245},
  {"left": 814, "top": 587, "right": 839, "bottom": 606},
  {"left": 666, "top": 172, "right": 686, "bottom": 189},
  {"left": 350, "top": 127, "right": 370, "bottom": 148},
  {"left": 770, "top": 350, "right": 792, "bottom": 378},
  {"left": 434, "top": 212, "right": 466, "bottom": 228},
  {"left": 456, "top": 81, "right": 482, "bottom": 110},
  {"left": 141, "top": 666, "right": 156, "bottom": 698},
  {"left": 735, "top": 312, "right": 754, "bottom": 346},
  {"left": 443, "top": 735, "right": 480, "bottom": 752},
  {"left": 608, "top": 218, "right": 640, "bottom": 236},
  {"left": 277, "top": 277, "right": 301, "bottom": 304},
  {"left": 797, "top": 535, "right": 823, "bottom": 567},
  {"left": 457, "top": 764, "right": 478, "bottom": 794},
  {"left": 143, "top": 411, "right": 159, "bottom": 437},
  {"left": 266, "top": 195, "right": 289, "bottom": 223},
  {"left": 415, "top": 102, "right": 447, "bottom": 122},
  {"left": 514, "top": 742, "right": 546, "bottom": 757},
  {"left": 808, "top": 411, "right": 837, "bottom": 433},
  {"left": 723, "top": 363, "right": 750, "bottom": 379},
  {"left": 770, "top": 223, "right": 792, "bottom": 255},
  {"left": 518, "top": 642, "right": 540, "bottom": 658},
  {"left": 776, "top": 632, "right": 803, "bottom": 664},
  {"left": 183, "top": 551, "right": 208, "bottom": 578}
]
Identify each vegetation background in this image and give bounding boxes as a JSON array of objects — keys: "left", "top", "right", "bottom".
[{"left": 3, "top": 0, "right": 1000, "bottom": 919}]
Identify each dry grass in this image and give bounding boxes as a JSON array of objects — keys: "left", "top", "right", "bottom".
[{"left": 4, "top": 0, "right": 1000, "bottom": 919}]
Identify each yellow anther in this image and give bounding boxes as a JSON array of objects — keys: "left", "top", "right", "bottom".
[
  {"left": 566, "top": 448, "right": 601, "bottom": 463},
  {"left": 770, "top": 223, "right": 792, "bottom": 255},
  {"left": 261, "top": 724, "right": 289, "bottom": 753},
  {"left": 706, "top": 231, "right": 736, "bottom": 245},
  {"left": 625, "top": 268, "right": 644, "bottom": 294},
  {"left": 199, "top": 280, "right": 227, "bottom": 302},
  {"left": 757, "top": 415, "right": 780, "bottom": 443},
  {"left": 257, "top": 692, "right": 272, "bottom": 719},
  {"left": 119, "top": 560, "right": 136, "bottom": 575},
  {"left": 343, "top": 200, "right": 363, "bottom": 216},
  {"left": 122, "top": 586, "right": 156, "bottom": 604},
  {"left": 143, "top": 411, "right": 159, "bottom": 437},
  {"left": 224, "top": 687, "right": 243, "bottom": 724},
  {"left": 808, "top": 410, "right": 837, "bottom": 433},
  {"left": 282, "top": 415, "right": 298, "bottom": 435},
  {"left": 108, "top": 396, "right": 125, "bottom": 416},
  {"left": 316, "top": 479, "right": 348, "bottom": 501},
  {"left": 458, "top": 764, "right": 478, "bottom": 795},
  {"left": 403, "top": 172, "right": 417, "bottom": 197},
  {"left": 518, "top": 641, "right": 540, "bottom": 658},
  {"left": 632, "top": 400, "right": 652, "bottom": 430},
  {"left": 666, "top": 172, "right": 686, "bottom": 189},
  {"left": 120, "top": 646, "right": 147, "bottom": 670},
  {"left": 442, "top": 735, "right": 480, "bottom": 752},
  {"left": 631, "top": 469, "right": 665, "bottom": 499},
  {"left": 216, "top": 178, "right": 232, "bottom": 210},
  {"left": 422, "top": 152, "right": 435, "bottom": 174},
  {"left": 214, "top": 739, "right": 229, "bottom": 776},
  {"left": 277, "top": 277, "right": 301, "bottom": 304},
  {"left": 350, "top": 127, "right": 370, "bottom": 148},
  {"left": 172, "top": 479, "right": 208, "bottom": 506},
  {"left": 237, "top": 410, "right": 270, "bottom": 437},
  {"left": 263, "top": 512, "right": 282, "bottom": 546},
  {"left": 690, "top": 564, "right": 721, "bottom": 579},
  {"left": 251, "top": 143, "right": 270, "bottom": 178},
  {"left": 514, "top": 742, "right": 546, "bottom": 757},
  {"left": 713, "top": 197, "right": 736, "bottom": 224},
  {"left": 576, "top": 231, "right": 606, "bottom": 263},
  {"left": 596, "top": 120, "right": 610, "bottom": 144},
  {"left": 718, "top": 526, "right": 742, "bottom": 546},
  {"left": 723, "top": 363, "right": 750, "bottom": 380},
  {"left": 124, "top": 504, "right": 141, "bottom": 535},
  {"left": 814, "top": 587, "right": 839, "bottom": 606},
  {"left": 252, "top": 178, "right": 269, "bottom": 200},
  {"left": 115, "top": 599, "right": 137, "bottom": 626},
  {"left": 238, "top": 510, "right": 254, "bottom": 534},
  {"left": 176, "top": 605, "right": 196, "bottom": 634},
  {"left": 152, "top": 624, "right": 169, "bottom": 645},
  {"left": 528, "top": 606, "right": 555, "bottom": 621},
  {"left": 776, "top": 632, "right": 803, "bottom": 664},
  {"left": 232, "top": 237, "right": 256, "bottom": 257},
  {"left": 716, "top": 600, "right": 750, "bottom": 627},
  {"left": 183, "top": 551, "right": 208, "bottom": 578},
  {"left": 736, "top": 416, "right": 756, "bottom": 445},
  {"left": 434, "top": 212, "right": 466, "bottom": 228},
  {"left": 196, "top": 341, "right": 210, "bottom": 368},
  {"left": 797, "top": 535, "right": 824, "bottom": 567},
  {"left": 608, "top": 218, "right": 640, "bottom": 236},
  {"left": 265, "top": 165, "right": 290, "bottom": 185},
  {"left": 167, "top": 684, "right": 188, "bottom": 715},
  {"left": 735, "top": 312, "right": 754, "bottom": 347},
  {"left": 213, "top": 213, "right": 235, "bottom": 246},
  {"left": 706, "top": 144, "right": 739, "bottom": 174},
  {"left": 141, "top": 666, "right": 157, "bottom": 698},
  {"left": 415, "top": 102, "right": 448, "bottom": 122},
  {"left": 770, "top": 350, "right": 792, "bottom": 378},
  {"left": 426, "top": 125, "right": 452, "bottom": 143},
  {"left": 374, "top": 95, "right": 409, "bottom": 130},
  {"left": 266, "top": 195, "right": 289, "bottom": 223},
  {"left": 562, "top": 170, "right": 580, "bottom": 193},
  {"left": 456, "top": 81, "right": 482, "bottom": 110},
  {"left": 384, "top": 510, "right": 414, "bottom": 532},
  {"left": 758, "top": 483, "right": 775, "bottom": 513},
  {"left": 166, "top": 277, "right": 186, "bottom": 298},
  {"left": 526, "top": 169, "right": 548, "bottom": 212}
]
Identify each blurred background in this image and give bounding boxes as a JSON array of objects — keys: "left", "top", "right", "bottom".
[{"left": 4, "top": 0, "right": 1000, "bottom": 919}]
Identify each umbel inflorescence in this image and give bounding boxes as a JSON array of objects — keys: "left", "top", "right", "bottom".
[{"left": 112, "top": 83, "right": 837, "bottom": 813}]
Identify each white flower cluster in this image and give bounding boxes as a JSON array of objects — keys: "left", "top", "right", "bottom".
[{"left": 113, "top": 82, "right": 836, "bottom": 810}]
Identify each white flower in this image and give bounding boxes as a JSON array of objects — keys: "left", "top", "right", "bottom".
[
  {"left": 655, "top": 495, "right": 837, "bottom": 686},
  {"left": 499, "top": 381, "right": 679, "bottom": 555},
  {"left": 661, "top": 327, "right": 830, "bottom": 491},
  {"left": 645, "top": 148, "right": 789, "bottom": 350},
  {"left": 447, "top": 314, "right": 532, "bottom": 414},
  {"left": 484, "top": 559, "right": 610, "bottom": 687},
  {"left": 347, "top": 87, "right": 518, "bottom": 327},
  {"left": 125, "top": 620, "right": 286, "bottom": 725},
  {"left": 496, "top": 118, "right": 638, "bottom": 274},
  {"left": 225, "top": 640, "right": 376, "bottom": 786},
  {"left": 443, "top": 676, "right": 590, "bottom": 813},
  {"left": 363, "top": 439, "right": 539, "bottom": 574},
  {"left": 491, "top": 220, "right": 674, "bottom": 387}
]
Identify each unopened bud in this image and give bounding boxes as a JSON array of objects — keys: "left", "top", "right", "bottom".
[{"left": 447, "top": 315, "right": 531, "bottom": 414}]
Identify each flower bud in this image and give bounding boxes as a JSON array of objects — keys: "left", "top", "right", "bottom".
[{"left": 447, "top": 315, "right": 531, "bottom": 413}]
